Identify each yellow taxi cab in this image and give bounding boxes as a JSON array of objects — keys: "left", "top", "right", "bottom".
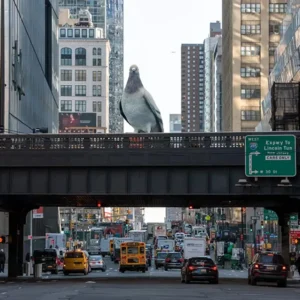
[
  {"left": 63, "top": 250, "right": 89, "bottom": 276},
  {"left": 119, "top": 241, "right": 147, "bottom": 273}
]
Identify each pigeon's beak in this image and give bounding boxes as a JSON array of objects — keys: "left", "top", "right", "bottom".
[{"left": 131, "top": 68, "right": 136, "bottom": 72}]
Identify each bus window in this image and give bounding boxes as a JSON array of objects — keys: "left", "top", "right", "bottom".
[
  {"left": 140, "top": 247, "right": 145, "bottom": 254},
  {"left": 127, "top": 247, "right": 138, "bottom": 254},
  {"left": 121, "top": 247, "right": 126, "bottom": 254}
]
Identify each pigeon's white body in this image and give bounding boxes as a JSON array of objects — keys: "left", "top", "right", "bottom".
[
  {"left": 121, "top": 88, "right": 156, "bottom": 133},
  {"left": 120, "top": 64, "right": 164, "bottom": 133}
]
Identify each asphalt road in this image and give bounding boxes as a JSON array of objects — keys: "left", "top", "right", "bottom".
[
  {"left": 21, "top": 255, "right": 249, "bottom": 279},
  {"left": 0, "top": 280, "right": 299, "bottom": 300}
]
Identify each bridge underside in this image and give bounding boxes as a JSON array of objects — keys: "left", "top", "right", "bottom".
[{"left": 0, "top": 166, "right": 299, "bottom": 211}]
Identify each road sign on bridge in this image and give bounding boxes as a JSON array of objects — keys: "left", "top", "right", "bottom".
[{"left": 245, "top": 135, "right": 297, "bottom": 177}]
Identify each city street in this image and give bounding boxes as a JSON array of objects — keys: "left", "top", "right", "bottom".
[
  {"left": 1, "top": 256, "right": 300, "bottom": 283},
  {"left": 0, "top": 280, "right": 299, "bottom": 300}
]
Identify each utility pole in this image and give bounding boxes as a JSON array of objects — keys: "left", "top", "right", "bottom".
[
  {"left": 253, "top": 207, "right": 257, "bottom": 254},
  {"left": 241, "top": 207, "right": 244, "bottom": 249}
]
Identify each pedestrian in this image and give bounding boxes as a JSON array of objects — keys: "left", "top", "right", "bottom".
[
  {"left": 0, "top": 249, "right": 5, "bottom": 272},
  {"left": 25, "top": 252, "right": 30, "bottom": 262}
]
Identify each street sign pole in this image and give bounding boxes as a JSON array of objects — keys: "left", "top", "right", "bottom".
[
  {"left": 245, "top": 135, "right": 297, "bottom": 177},
  {"left": 253, "top": 207, "right": 257, "bottom": 254}
]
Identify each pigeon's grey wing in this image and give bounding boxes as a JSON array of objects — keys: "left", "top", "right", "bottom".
[
  {"left": 143, "top": 89, "right": 164, "bottom": 132},
  {"left": 119, "top": 99, "right": 132, "bottom": 126}
]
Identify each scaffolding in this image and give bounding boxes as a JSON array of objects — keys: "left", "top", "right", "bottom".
[{"left": 269, "top": 82, "right": 300, "bottom": 131}]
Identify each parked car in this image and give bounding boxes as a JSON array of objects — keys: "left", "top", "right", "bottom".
[
  {"left": 32, "top": 249, "right": 59, "bottom": 274},
  {"left": 248, "top": 252, "right": 288, "bottom": 287},
  {"left": 181, "top": 256, "right": 219, "bottom": 284}
]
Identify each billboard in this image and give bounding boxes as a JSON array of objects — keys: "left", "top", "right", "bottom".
[
  {"left": 33, "top": 207, "right": 43, "bottom": 219},
  {"left": 59, "top": 113, "right": 96, "bottom": 133}
]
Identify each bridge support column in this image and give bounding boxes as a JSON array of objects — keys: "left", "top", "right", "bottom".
[
  {"left": 277, "top": 212, "right": 290, "bottom": 265},
  {"left": 8, "top": 212, "right": 25, "bottom": 278}
]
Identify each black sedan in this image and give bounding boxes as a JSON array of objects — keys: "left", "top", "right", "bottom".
[{"left": 181, "top": 256, "right": 219, "bottom": 284}]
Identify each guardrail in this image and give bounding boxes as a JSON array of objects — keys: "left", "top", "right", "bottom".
[{"left": 0, "top": 132, "right": 299, "bottom": 150}]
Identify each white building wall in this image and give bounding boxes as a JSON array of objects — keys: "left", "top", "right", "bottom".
[{"left": 59, "top": 29, "right": 110, "bottom": 132}]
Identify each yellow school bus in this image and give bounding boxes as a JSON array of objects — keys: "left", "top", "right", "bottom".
[
  {"left": 119, "top": 241, "right": 147, "bottom": 273},
  {"left": 109, "top": 238, "right": 114, "bottom": 259}
]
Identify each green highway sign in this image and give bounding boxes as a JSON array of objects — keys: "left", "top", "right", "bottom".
[
  {"left": 264, "top": 209, "right": 278, "bottom": 221},
  {"left": 245, "top": 135, "right": 297, "bottom": 177},
  {"left": 290, "top": 215, "right": 298, "bottom": 221}
]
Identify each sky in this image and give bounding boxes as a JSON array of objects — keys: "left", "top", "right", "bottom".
[{"left": 124, "top": 0, "right": 222, "bottom": 223}]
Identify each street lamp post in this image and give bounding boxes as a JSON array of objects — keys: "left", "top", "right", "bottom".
[{"left": 253, "top": 207, "right": 257, "bottom": 254}]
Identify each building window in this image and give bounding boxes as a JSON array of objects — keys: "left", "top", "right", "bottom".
[
  {"left": 269, "top": 3, "right": 287, "bottom": 13},
  {"left": 97, "top": 115, "right": 102, "bottom": 127},
  {"left": 89, "top": 29, "right": 94, "bottom": 37},
  {"left": 240, "top": 66, "right": 260, "bottom": 77},
  {"left": 67, "top": 29, "right": 73, "bottom": 37},
  {"left": 93, "top": 48, "right": 102, "bottom": 56},
  {"left": 61, "top": 47, "right": 72, "bottom": 66},
  {"left": 241, "top": 3, "right": 261, "bottom": 13},
  {"left": 269, "top": 42, "right": 278, "bottom": 56},
  {"left": 93, "top": 58, "right": 101, "bottom": 66},
  {"left": 241, "top": 127, "right": 255, "bottom": 132},
  {"left": 75, "top": 70, "right": 87, "bottom": 81},
  {"left": 60, "top": 100, "right": 72, "bottom": 112},
  {"left": 75, "top": 100, "right": 86, "bottom": 112},
  {"left": 82, "top": 29, "right": 87, "bottom": 38},
  {"left": 93, "top": 85, "right": 101, "bottom": 96},
  {"left": 60, "top": 28, "right": 66, "bottom": 37},
  {"left": 75, "top": 85, "right": 86, "bottom": 96},
  {"left": 61, "top": 85, "right": 72, "bottom": 96},
  {"left": 61, "top": 70, "right": 72, "bottom": 81},
  {"left": 75, "top": 48, "right": 86, "bottom": 66},
  {"left": 241, "top": 22, "right": 261, "bottom": 35},
  {"left": 241, "top": 85, "right": 261, "bottom": 99},
  {"left": 93, "top": 71, "right": 102, "bottom": 81},
  {"left": 269, "top": 22, "right": 281, "bottom": 34},
  {"left": 241, "top": 44, "right": 260, "bottom": 56},
  {"left": 241, "top": 109, "right": 261, "bottom": 121},
  {"left": 75, "top": 29, "right": 80, "bottom": 37},
  {"left": 93, "top": 101, "right": 102, "bottom": 112}
]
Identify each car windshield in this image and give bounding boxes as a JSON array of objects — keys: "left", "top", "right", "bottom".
[
  {"left": 90, "top": 256, "right": 102, "bottom": 261},
  {"left": 65, "top": 252, "right": 83, "bottom": 258},
  {"left": 259, "top": 254, "right": 284, "bottom": 264},
  {"left": 157, "top": 252, "right": 168, "bottom": 259},
  {"left": 34, "top": 250, "right": 56, "bottom": 258},
  {"left": 168, "top": 252, "right": 181, "bottom": 258},
  {"left": 190, "top": 257, "right": 214, "bottom": 266}
]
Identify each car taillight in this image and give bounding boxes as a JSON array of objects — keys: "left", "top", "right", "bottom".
[
  {"left": 179, "top": 258, "right": 184, "bottom": 262},
  {"left": 188, "top": 266, "right": 196, "bottom": 271},
  {"left": 282, "top": 266, "right": 287, "bottom": 271},
  {"left": 211, "top": 266, "right": 217, "bottom": 271},
  {"left": 254, "top": 264, "right": 259, "bottom": 269}
]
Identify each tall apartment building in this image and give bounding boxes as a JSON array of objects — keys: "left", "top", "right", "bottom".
[
  {"left": 212, "top": 37, "right": 223, "bottom": 132},
  {"left": 222, "top": 0, "right": 288, "bottom": 132},
  {"left": 0, "top": 0, "right": 60, "bottom": 255},
  {"left": 58, "top": 9, "right": 110, "bottom": 133},
  {"left": 204, "top": 37, "right": 219, "bottom": 132},
  {"left": 59, "top": 0, "right": 124, "bottom": 133},
  {"left": 181, "top": 44, "right": 205, "bottom": 132}
]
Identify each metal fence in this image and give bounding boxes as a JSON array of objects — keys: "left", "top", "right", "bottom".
[{"left": 0, "top": 132, "right": 299, "bottom": 151}]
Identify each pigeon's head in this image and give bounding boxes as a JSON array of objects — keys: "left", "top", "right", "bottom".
[
  {"left": 129, "top": 65, "right": 140, "bottom": 76},
  {"left": 125, "top": 64, "right": 143, "bottom": 93}
]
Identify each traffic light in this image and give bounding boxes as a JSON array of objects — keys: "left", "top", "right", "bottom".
[
  {"left": 189, "top": 205, "right": 193, "bottom": 209},
  {"left": 97, "top": 201, "right": 101, "bottom": 208},
  {"left": 261, "top": 221, "right": 264, "bottom": 228},
  {"left": 0, "top": 236, "right": 5, "bottom": 244},
  {"left": 250, "top": 224, "right": 253, "bottom": 232}
]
